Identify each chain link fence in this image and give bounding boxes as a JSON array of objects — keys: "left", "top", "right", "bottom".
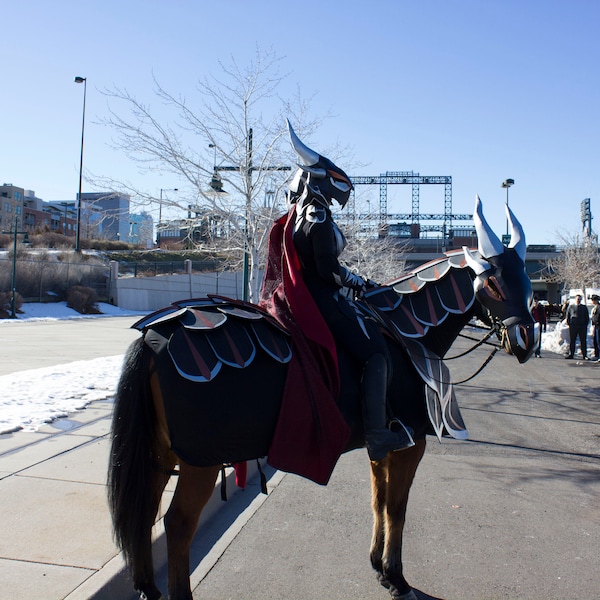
[
  {"left": 0, "top": 253, "right": 111, "bottom": 303},
  {"left": 0, "top": 253, "right": 245, "bottom": 311}
]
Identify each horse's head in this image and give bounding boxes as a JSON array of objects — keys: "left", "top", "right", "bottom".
[{"left": 463, "top": 196, "right": 537, "bottom": 363}]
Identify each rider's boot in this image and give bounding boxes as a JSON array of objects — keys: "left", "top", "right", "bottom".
[{"left": 362, "top": 354, "right": 414, "bottom": 461}]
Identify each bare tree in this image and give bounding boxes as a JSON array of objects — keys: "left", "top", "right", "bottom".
[
  {"left": 96, "top": 47, "right": 327, "bottom": 301},
  {"left": 545, "top": 231, "right": 600, "bottom": 299},
  {"left": 336, "top": 195, "right": 408, "bottom": 284}
]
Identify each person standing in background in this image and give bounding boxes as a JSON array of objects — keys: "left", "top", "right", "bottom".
[
  {"left": 590, "top": 294, "right": 600, "bottom": 361},
  {"left": 565, "top": 294, "right": 589, "bottom": 360},
  {"left": 531, "top": 296, "right": 546, "bottom": 358}
]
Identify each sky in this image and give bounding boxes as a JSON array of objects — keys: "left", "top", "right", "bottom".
[
  {"left": 2, "top": 0, "right": 600, "bottom": 245},
  {"left": 0, "top": 302, "right": 577, "bottom": 435}
]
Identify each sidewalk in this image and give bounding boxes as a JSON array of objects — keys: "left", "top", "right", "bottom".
[
  {"left": 0, "top": 397, "right": 269, "bottom": 600},
  {"left": 192, "top": 349, "right": 600, "bottom": 600},
  {"left": 0, "top": 400, "right": 128, "bottom": 599},
  {"left": 0, "top": 316, "right": 271, "bottom": 599}
]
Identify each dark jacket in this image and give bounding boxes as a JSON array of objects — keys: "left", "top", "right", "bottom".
[
  {"left": 566, "top": 303, "right": 589, "bottom": 328},
  {"left": 591, "top": 304, "right": 599, "bottom": 327},
  {"left": 531, "top": 303, "right": 546, "bottom": 327}
]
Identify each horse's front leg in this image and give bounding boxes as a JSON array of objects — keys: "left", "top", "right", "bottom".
[
  {"left": 164, "top": 462, "right": 221, "bottom": 600},
  {"left": 381, "top": 439, "right": 426, "bottom": 600},
  {"left": 369, "top": 456, "right": 388, "bottom": 585}
]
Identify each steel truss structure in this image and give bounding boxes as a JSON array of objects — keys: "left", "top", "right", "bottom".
[{"left": 350, "top": 171, "right": 472, "bottom": 239}]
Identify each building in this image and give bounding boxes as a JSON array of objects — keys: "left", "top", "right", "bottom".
[
  {"left": 79, "top": 192, "right": 130, "bottom": 241},
  {"left": 0, "top": 183, "right": 25, "bottom": 230},
  {"left": 128, "top": 211, "right": 154, "bottom": 248},
  {"left": 40, "top": 199, "right": 77, "bottom": 237}
]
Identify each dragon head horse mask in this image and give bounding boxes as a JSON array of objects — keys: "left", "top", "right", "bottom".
[{"left": 463, "top": 196, "right": 537, "bottom": 363}]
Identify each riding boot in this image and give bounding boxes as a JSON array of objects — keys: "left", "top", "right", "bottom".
[{"left": 362, "top": 354, "right": 415, "bottom": 461}]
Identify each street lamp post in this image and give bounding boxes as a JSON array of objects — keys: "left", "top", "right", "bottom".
[
  {"left": 157, "top": 188, "right": 178, "bottom": 248},
  {"left": 501, "top": 178, "right": 514, "bottom": 239},
  {"left": 74, "top": 76, "right": 87, "bottom": 252}
]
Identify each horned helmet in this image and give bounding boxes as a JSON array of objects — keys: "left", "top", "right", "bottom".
[{"left": 287, "top": 120, "right": 353, "bottom": 208}]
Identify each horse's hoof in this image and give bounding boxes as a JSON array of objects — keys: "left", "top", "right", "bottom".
[
  {"left": 376, "top": 571, "right": 391, "bottom": 589},
  {"left": 389, "top": 586, "right": 418, "bottom": 600}
]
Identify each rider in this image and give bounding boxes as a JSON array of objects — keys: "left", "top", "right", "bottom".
[{"left": 285, "top": 121, "right": 413, "bottom": 461}]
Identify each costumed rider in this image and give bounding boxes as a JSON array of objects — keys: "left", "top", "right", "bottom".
[{"left": 287, "top": 121, "right": 414, "bottom": 461}]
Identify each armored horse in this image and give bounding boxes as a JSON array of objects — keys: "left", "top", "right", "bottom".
[{"left": 108, "top": 197, "right": 537, "bottom": 600}]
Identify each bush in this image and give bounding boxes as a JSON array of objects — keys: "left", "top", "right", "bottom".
[
  {"left": 31, "top": 232, "right": 74, "bottom": 249},
  {"left": 65, "top": 285, "right": 101, "bottom": 314},
  {"left": 0, "top": 290, "right": 23, "bottom": 319},
  {"left": 80, "top": 239, "right": 132, "bottom": 251}
]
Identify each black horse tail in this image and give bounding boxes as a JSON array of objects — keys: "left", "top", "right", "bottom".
[{"left": 107, "top": 337, "right": 164, "bottom": 587}]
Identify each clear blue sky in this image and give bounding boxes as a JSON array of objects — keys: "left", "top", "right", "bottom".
[{"left": 2, "top": 0, "right": 599, "bottom": 245}]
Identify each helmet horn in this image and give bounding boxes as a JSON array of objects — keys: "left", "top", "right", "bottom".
[{"left": 287, "top": 119, "right": 319, "bottom": 167}]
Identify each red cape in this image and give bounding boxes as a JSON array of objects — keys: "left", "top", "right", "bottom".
[{"left": 259, "top": 207, "right": 350, "bottom": 485}]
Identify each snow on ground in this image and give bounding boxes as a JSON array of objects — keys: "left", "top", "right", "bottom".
[
  {"left": 0, "top": 301, "right": 143, "bottom": 323},
  {"left": 0, "top": 304, "right": 594, "bottom": 435},
  {"left": 0, "top": 302, "right": 147, "bottom": 435}
]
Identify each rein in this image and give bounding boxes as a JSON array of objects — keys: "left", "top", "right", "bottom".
[
  {"left": 447, "top": 346, "right": 499, "bottom": 385},
  {"left": 413, "top": 322, "right": 504, "bottom": 386},
  {"left": 444, "top": 327, "right": 499, "bottom": 360}
]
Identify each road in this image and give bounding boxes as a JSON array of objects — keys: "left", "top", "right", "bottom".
[{"left": 191, "top": 340, "right": 600, "bottom": 600}]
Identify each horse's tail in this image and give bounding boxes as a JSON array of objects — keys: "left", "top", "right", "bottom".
[{"left": 107, "top": 337, "right": 164, "bottom": 586}]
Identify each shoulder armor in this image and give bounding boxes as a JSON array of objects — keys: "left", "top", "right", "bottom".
[{"left": 306, "top": 204, "right": 327, "bottom": 223}]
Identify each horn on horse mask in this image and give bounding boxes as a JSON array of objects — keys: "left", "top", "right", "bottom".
[
  {"left": 506, "top": 204, "right": 526, "bottom": 261},
  {"left": 463, "top": 196, "right": 499, "bottom": 275},
  {"left": 474, "top": 195, "right": 504, "bottom": 259},
  {"left": 287, "top": 120, "right": 354, "bottom": 207}
]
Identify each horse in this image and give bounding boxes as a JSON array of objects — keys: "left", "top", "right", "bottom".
[{"left": 108, "top": 198, "right": 538, "bottom": 600}]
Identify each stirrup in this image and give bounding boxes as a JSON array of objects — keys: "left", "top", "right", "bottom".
[
  {"left": 389, "top": 418, "right": 415, "bottom": 442},
  {"left": 366, "top": 422, "right": 415, "bottom": 461}
]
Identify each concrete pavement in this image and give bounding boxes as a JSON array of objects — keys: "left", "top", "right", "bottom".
[
  {"left": 0, "top": 316, "right": 142, "bottom": 375},
  {"left": 0, "top": 316, "right": 268, "bottom": 599},
  {"left": 190, "top": 344, "right": 600, "bottom": 599},
  {"left": 1, "top": 317, "right": 599, "bottom": 599}
]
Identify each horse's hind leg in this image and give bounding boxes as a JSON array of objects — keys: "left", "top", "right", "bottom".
[
  {"left": 380, "top": 439, "right": 426, "bottom": 600},
  {"left": 134, "top": 466, "right": 173, "bottom": 600},
  {"left": 164, "top": 461, "right": 221, "bottom": 600}
]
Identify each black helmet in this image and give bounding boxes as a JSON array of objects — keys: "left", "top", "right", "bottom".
[{"left": 287, "top": 120, "right": 353, "bottom": 207}]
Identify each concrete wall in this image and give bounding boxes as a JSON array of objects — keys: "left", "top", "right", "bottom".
[{"left": 111, "top": 268, "right": 244, "bottom": 311}]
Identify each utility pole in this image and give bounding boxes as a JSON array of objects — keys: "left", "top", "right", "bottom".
[
  {"left": 212, "top": 128, "right": 291, "bottom": 301},
  {"left": 2, "top": 217, "right": 30, "bottom": 318}
]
